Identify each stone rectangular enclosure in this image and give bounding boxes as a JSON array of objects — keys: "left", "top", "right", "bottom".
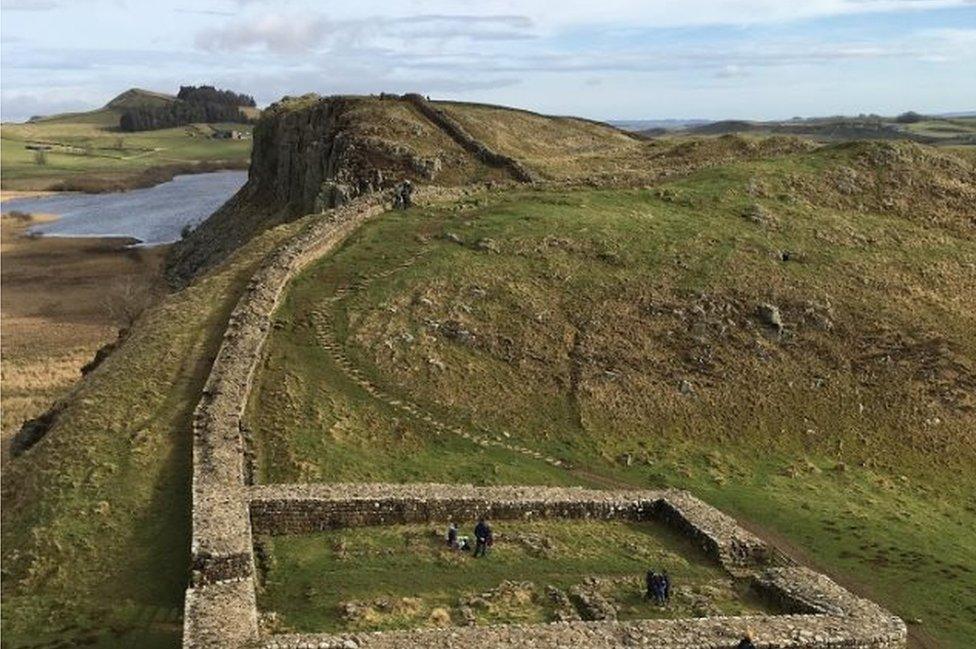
[{"left": 182, "top": 194, "right": 907, "bottom": 649}]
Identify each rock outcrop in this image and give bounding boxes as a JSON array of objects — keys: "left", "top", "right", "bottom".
[{"left": 166, "top": 94, "right": 508, "bottom": 286}]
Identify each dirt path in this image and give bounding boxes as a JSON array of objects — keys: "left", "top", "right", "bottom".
[{"left": 310, "top": 252, "right": 686, "bottom": 496}]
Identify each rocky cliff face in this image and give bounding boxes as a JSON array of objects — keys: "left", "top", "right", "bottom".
[{"left": 165, "top": 94, "right": 449, "bottom": 286}]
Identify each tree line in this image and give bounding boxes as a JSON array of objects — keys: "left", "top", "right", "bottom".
[
  {"left": 119, "top": 85, "right": 255, "bottom": 132},
  {"left": 176, "top": 85, "right": 256, "bottom": 107}
]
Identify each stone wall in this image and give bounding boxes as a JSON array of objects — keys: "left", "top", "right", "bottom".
[
  {"left": 264, "top": 611, "right": 905, "bottom": 649},
  {"left": 402, "top": 93, "right": 538, "bottom": 183},
  {"left": 183, "top": 185, "right": 906, "bottom": 649},
  {"left": 248, "top": 483, "right": 767, "bottom": 573},
  {"left": 190, "top": 196, "right": 388, "bottom": 585},
  {"left": 185, "top": 195, "right": 390, "bottom": 648},
  {"left": 248, "top": 483, "right": 905, "bottom": 649}
]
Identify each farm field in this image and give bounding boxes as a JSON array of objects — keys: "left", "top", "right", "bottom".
[{"left": 1, "top": 101, "right": 251, "bottom": 192}]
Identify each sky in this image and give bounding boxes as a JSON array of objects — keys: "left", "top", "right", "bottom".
[{"left": 1, "top": 0, "right": 975, "bottom": 122}]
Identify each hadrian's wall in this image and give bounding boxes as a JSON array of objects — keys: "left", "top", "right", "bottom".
[
  {"left": 247, "top": 483, "right": 767, "bottom": 572},
  {"left": 248, "top": 483, "right": 906, "bottom": 649},
  {"left": 402, "top": 93, "right": 538, "bottom": 183},
  {"left": 184, "top": 187, "right": 475, "bottom": 648},
  {"left": 182, "top": 180, "right": 906, "bottom": 648},
  {"left": 185, "top": 194, "right": 388, "bottom": 648},
  {"left": 190, "top": 196, "right": 387, "bottom": 586},
  {"left": 264, "top": 610, "right": 905, "bottom": 649}
]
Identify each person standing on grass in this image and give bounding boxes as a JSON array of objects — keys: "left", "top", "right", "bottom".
[
  {"left": 645, "top": 570, "right": 656, "bottom": 600},
  {"left": 446, "top": 522, "right": 459, "bottom": 549},
  {"left": 485, "top": 522, "right": 494, "bottom": 555},
  {"left": 662, "top": 570, "right": 671, "bottom": 604},
  {"left": 474, "top": 518, "right": 491, "bottom": 557},
  {"left": 649, "top": 572, "right": 666, "bottom": 605}
]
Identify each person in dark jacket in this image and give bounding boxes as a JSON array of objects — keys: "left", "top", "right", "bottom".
[
  {"left": 735, "top": 636, "right": 757, "bottom": 649},
  {"left": 474, "top": 518, "right": 491, "bottom": 557},
  {"left": 662, "top": 571, "right": 671, "bottom": 603},
  {"left": 645, "top": 570, "right": 656, "bottom": 600}
]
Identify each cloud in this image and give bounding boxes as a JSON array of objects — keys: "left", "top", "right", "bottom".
[
  {"left": 201, "top": 1, "right": 974, "bottom": 28},
  {"left": 195, "top": 14, "right": 332, "bottom": 54},
  {"left": 715, "top": 64, "right": 749, "bottom": 78},
  {"left": 1, "top": 0, "right": 59, "bottom": 9},
  {"left": 3, "top": 0, "right": 974, "bottom": 121},
  {"left": 175, "top": 7, "right": 237, "bottom": 16},
  {"left": 194, "top": 12, "right": 538, "bottom": 54}
]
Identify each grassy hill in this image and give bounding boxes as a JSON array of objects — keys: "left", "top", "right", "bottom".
[
  {"left": 2, "top": 95, "right": 974, "bottom": 648},
  {"left": 1, "top": 89, "right": 252, "bottom": 193},
  {"left": 0, "top": 215, "right": 311, "bottom": 647},
  {"left": 246, "top": 138, "right": 975, "bottom": 645},
  {"left": 104, "top": 88, "right": 177, "bottom": 110},
  {"left": 677, "top": 114, "right": 976, "bottom": 146}
]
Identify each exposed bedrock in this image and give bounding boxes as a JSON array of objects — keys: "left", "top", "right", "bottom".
[{"left": 166, "top": 95, "right": 453, "bottom": 286}]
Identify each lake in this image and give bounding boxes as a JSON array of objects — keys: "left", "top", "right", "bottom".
[{"left": 0, "top": 170, "right": 248, "bottom": 246}]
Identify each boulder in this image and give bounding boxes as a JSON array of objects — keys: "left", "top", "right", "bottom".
[{"left": 756, "top": 303, "right": 784, "bottom": 331}]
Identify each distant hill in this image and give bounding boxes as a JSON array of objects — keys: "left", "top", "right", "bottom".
[
  {"left": 105, "top": 88, "right": 178, "bottom": 110},
  {"left": 1, "top": 86, "right": 254, "bottom": 192},
  {"left": 610, "top": 112, "right": 976, "bottom": 145},
  {"left": 609, "top": 118, "right": 710, "bottom": 131},
  {"left": 683, "top": 114, "right": 976, "bottom": 145},
  {"left": 118, "top": 85, "right": 256, "bottom": 132},
  {"left": 23, "top": 88, "right": 176, "bottom": 126},
  {"left": 23, "top": 87, "right": 252, "bottom": 129}
]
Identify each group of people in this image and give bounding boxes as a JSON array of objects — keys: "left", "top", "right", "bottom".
[
  {"left": 644, "top": 569, "right": 671, "bottom": 605},
  {"left": 446, "top": 518, "right": 494, "bottom": 557},
  {"left": 440, "top": 527, "right": 757, "bottom": 649}
]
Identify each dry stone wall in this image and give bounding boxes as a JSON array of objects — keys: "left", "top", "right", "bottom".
[
  {"left": 248, "top": 483, "right": 766, "bottom": 573},
  {"left": 402, "top": 93, "right": 538, "bottom": 183},
  {"left": 190, "top": 196, "right": 387, "bottom": 586},
  {"left": 185, "top": 194, "right": 394, "bottom": 648},
  {"left": 183, "top": 185, "right": 905, "bottom": 649},
  {"left": 247, "top": 483, "right": 905, "bottom": 649},
  {"left": 263, "top": 610, "right": 904, "bottom": 649}
]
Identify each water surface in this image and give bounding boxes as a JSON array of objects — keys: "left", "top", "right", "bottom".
[{"left": 1, "top": 170, "right": 247, "bottom": 246}]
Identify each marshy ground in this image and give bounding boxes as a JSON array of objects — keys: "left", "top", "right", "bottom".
[{"left": 0, "top": 210, "right": 166, "bottom": 460}]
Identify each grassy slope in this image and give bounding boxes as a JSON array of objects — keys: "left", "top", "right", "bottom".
[
  {"left": 0, "top": 217, "right": 306, "bottom": 648},
  {"left": 248, "top": 144, "right": 976, "bottom": 645},
  {"left": 258, "top": 520, "right": 772, "bottom": 633},
  {"left": 1, "top": 108, "right": 252, "bottom": 191},
  {"left": 437, "top": 101, "right": 644, "bottom": 180}
]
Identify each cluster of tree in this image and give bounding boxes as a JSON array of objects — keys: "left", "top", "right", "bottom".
[
  {"left": 119, "top": 85, "right": 255, "bottom": 132},
  {"left": 176, "top": 85, "right": 256, "bottom": 107},
  {"left": 894, "top": 111, "right": 926, "bottom": 124}
]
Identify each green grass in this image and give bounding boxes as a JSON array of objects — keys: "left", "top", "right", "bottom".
[
  {"left": 248, "top": 147, "right": 976, "bottom": 646},
  {"left": 0, "top": 217, "right": 307, "bottom": 648},
  {"left": 900, "top": 116, "right": 976, "bottom": 139},
  {"left": 1, "top": 110, "right": 251, "bottom": 190},
  {"left": 257, "top": 520, "right": 774, "bottom": 633}
]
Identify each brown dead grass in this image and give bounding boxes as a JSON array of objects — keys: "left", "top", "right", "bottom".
[{"left": 1, "top": 212, "right": 166, "bottom": 459}]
